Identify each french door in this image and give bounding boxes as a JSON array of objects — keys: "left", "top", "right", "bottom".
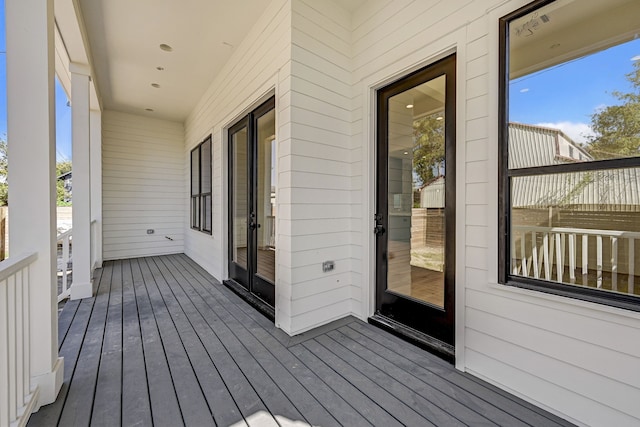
[
  {"left": 375, "top": 54, "right": 456, "bottom": 349},
  {"left": 228, "top": 97, "right": 276, "bottom": 307}
]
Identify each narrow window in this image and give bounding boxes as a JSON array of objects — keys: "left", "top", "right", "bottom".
[
  {"left": 499, "top": 0, "right": 640, "bottom": 310},
  {"left": 190, "top": 135, "right": 212, "bottom": 234}
]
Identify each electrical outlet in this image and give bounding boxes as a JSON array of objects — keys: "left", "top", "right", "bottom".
[
  {"left": 322, "top": 261, "right": 335, "bottom": 272},
  {"left": 147, "top": 229, "right": 154, "bottom": 234}
]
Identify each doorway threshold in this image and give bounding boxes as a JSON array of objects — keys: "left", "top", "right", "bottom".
[
  {"left": 223, "top": 279, "right": 275, "bottom": 321},
  {"left": 369, "top": 313, "right": 454, "bottom": 363}
]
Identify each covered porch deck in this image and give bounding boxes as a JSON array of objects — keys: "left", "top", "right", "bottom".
[{"left": 28, "top": 254, "right": 572, "bottom": 427}]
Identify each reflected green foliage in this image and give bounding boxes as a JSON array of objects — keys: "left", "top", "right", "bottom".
[
  {"left": 588, "top": 62, "right": 640, "bottom": 159},
  {"left": 56, "top": 160, "right": 72, "bottom": 206},
  {"left": 412, "top": 113, "right": 445, "bottom": 186},
  {"left": 0, "top": 139, "right": 7, "bottom": 206}
]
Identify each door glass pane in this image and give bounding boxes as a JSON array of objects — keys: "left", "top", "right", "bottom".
[
  {"left": 232, "top": 128, "right": 248, "bottom": 268},
  {"left": 256, "top": 109, "right": 276, "bottom": 283},
  {"left": 387, "top": 75, "right": 446, "bottom": 308}
]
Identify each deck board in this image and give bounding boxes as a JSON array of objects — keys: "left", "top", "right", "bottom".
[
  {"left": 29, "top": 254, "right": 574, "bottom": 427},
  {"left": 120, "top": 259, "right": 153, "bottom": 427}
]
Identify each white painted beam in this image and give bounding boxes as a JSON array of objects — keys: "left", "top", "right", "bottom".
[
  {"left": 90, "top": 109, "right": 102, "bottom": 270},
  {"left": 5, "top": 0, "right": 63, "bottom": 409},
  {"left": 70, "top": 64, "right": 92, "bottom": 300}
]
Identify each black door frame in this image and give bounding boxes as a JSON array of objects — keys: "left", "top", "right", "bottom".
[
  {"left": 227, "top": 97, "right": 276, "bottom": 312},
  {"left": 372, "top": 54, "right": 456, "bottom": 360}
]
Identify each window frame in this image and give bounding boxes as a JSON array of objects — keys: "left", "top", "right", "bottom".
[
  {"left": 190, "top": 135, "right": 212, "bottom": 235},
  {"left": 498, "top": 0, "right": 640, "bottom": 312}
]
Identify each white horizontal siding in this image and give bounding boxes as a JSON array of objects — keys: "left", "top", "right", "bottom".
[
  {"left": 102, "top": 110, "right": 185, "bottom": 260},
  {"left": 279, "top": 0, "right": 355, "bottom": 334},
  {"left": 350, "top": 0, "right": 640, "bottom": 425}
]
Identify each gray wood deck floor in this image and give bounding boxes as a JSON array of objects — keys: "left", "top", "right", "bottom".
[{"left": 28, "top": 254, "right": 573, "bottom": 427}]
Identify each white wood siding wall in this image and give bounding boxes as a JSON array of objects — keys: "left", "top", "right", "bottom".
[
  {"left": 102, "top": 110, "right": 185, "bottom": 260},
  {"left": 350, "top": 1, "right": 640, "bottom": 426},
  {"left": 183, "top": 0, "right": 291, "bottom": 299},
  {"left": 283, "top": 0, "right": 354, "bottom": 334}
]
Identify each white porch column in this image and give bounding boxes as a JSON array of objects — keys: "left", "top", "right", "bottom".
[
  {"left": 90, "top": 109, "right": 103, "bottom": 270},
  {"left": 5, "top": 0, "right": 64, "bottom": 408},
  {"left": 70, "top": 64, "right": 92, "bottom": 300}
]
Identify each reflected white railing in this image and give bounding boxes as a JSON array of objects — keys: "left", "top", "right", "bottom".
[
  {"left": 57, "top": 228, "right": 72, "bottom": 302},
  {"left": 512, "top": 225, "right": 639, "bottom": 292},
  {"left": 0, "top": 252, "right": 39, "bottom": 427},
  {"left": 265, "top": 216, "right": 276, "bottom": 248}
]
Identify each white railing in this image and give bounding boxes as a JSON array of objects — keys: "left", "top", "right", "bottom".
[
  {"left": 57, "top": 229, "right": 72, "bottom": 302},
  {"left": 90, "top": 220, "right": 98, "bottom": 273},
  {"left": 0, "top": 252, "right": 39, "bottom": 427},
  {"left": 512, "top": 225, "right": 639, "bottom": 292}
]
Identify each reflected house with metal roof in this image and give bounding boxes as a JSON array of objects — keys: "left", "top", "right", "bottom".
[{"left": 509, "top": 122, "right": 640, "bottom": 212}]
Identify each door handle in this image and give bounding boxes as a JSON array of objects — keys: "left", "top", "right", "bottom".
[
  {"left": 249, "top": 221, "right": 257, "bottom": 230},
  {"left": 374, "top": 225, "right": 385, "bottom": 235}
]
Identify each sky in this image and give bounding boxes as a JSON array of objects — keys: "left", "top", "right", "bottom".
[
  {"left": 0, "top": 1, "right": 73, "bottom": 162},
  {"left": 509, "top": 38, "right": 640, "bottom": 145}
]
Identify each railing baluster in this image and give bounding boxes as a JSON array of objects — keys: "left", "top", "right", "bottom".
[
  {"left": 597, "top": 235, "right": 603, "bottom": 288},
  {"left": 532, "top": 231, "right": 539, "bottom": 278},
  {"left": 543, "top": 233, "right": 550, "bottom": 280},
  {"left": 629, "top": 238, "right": 635, "bottom": 294},
  {"left": 555, "top": 233, "right": 564, "bottom": 283},
  {"left": 23, "top": 267, "right": 31, "bottom": 399},
  {"left": 582, "top": 234, "right": 589, "bottom": 285},
  {"left": 521, "top": 233, "right": 528, "bottom": 277},
  {"left": 512, "top": 233, "right": 519, "bottom": 275},
  {"left": 611, "top": 237, "right": 618, "bottom": 291},
  {"left": 569, "top": 233, "right": 576, "bottom": 283},
  {"left": 549, "top": 233, "right": 556, "bottom": 281},
  {"left": 62, "top": 234, "right": 70, "bottom": 295},
  {"left": 1, "top": 279, "right": 9, "bottom": 427},
  {"left": 15, "top": 271, "right": 24, "bottom": 408},
  {"left": 8, "top": 275, "right": 16, "bottom": 422}
]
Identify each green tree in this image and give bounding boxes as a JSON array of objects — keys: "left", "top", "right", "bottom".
[
  {"left": 587, "top": 61, "right": 640, "bottom": 159},
  {"left": 56, "top": 160, "right": 72, "bottom": 206},
  {"left": 0, "top": 139, "right": 7, "bottom": 206},
  {"left": 0, "top": 140, "right": 72, "bottom": 206},
  {"left": 413, "top": 113, "right": 445, "bottom": 186}
]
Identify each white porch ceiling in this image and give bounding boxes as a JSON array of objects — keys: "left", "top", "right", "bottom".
[
  {"left": 77, "top": 0, "right": 272, "bottom": 122},
  {"left": 76, "top": 0, "right": 367, "bottom": 122}
]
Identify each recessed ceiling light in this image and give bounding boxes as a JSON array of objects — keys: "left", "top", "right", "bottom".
[
  {"left": 145, "top": 108, "right": 154, "bottom": 112},
  {"left": 156, "top": 66, "right": 165, "bottom": 71},
  {"left": 159, "top": 44, "right": 173, "bottom": 52},
  {"left": 403, "top": 151, "right": 409, "bottom": 155},
  {"left": 151, "top": 83, "right": 160, "bottom": 88},
  {"left": 406, "top": 104, "right": 413, "bottom": 109},
  {"left": 436, "top": 116, "right": 443, "bottom": 121}
]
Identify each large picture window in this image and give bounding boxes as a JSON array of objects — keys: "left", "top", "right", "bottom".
[
  {"left": 191, "top": 136, "right": 212, "bottom": 234},
  {"left": 499, "top": 0, "right": 640, "bottom": 310}
]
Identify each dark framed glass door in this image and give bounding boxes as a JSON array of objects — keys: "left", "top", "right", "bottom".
[
  {"left": 375, "top": 54, "right": 456, "bottom": 348},
  {"left": 228, "top": 97, "right": 276, "bottom": 307}
]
